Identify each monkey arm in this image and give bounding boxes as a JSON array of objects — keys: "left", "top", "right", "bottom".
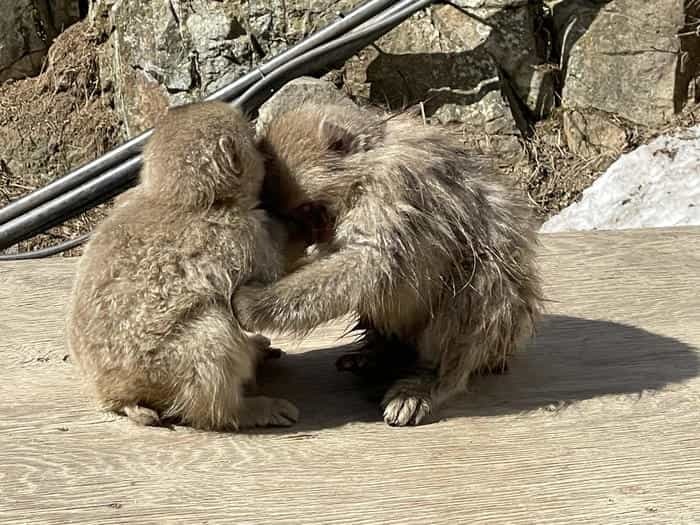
[{"left": 233, "top": 245, "right": 379, "bottom": 335}]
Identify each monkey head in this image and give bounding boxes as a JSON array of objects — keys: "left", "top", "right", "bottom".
[
  {"left": 257, "top": 103, "right": 383, "bottom": 244},
  {"left": 142, "top": 101, "right": 264, "bottom": 209}
]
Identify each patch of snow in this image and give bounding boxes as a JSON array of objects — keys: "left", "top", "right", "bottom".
[{"left": 540, "top": 125, "right": 700, "bottom": 232}]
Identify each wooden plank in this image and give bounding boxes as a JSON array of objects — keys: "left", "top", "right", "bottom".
[{"left": 0, "top": 227, "right": 698, "bottom": 524}]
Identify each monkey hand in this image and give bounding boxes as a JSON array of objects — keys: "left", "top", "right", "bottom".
[{"left": 233, "top": 284, "right": 265, "bottom": 331}]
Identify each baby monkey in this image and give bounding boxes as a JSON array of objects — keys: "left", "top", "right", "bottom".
[
  {"left": 67, "top": 101, "right": 302, "bottom": 430},
  {"left": 236, "top": 103, "right": 543, "bottom": 426}
]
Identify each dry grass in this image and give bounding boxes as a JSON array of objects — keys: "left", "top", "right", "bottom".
[
  {"left": 509, "top": 103, "right": 700, "bottom": 223},
  {"left": 0, "top": 21, "right": 121, "bottom": 257},
  {"left": 516, "top": 111, "right": 619, "bottom": 221}
]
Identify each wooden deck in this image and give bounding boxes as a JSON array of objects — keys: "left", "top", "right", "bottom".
[{"left": 1, "top": 227, "right": 699, "bottom": 524}]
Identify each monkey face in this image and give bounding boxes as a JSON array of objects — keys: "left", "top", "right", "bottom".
[
  {"left": 289, "top": 202, "right": 335, "bottom": 245},
  {"left": 267, "top": 201, "right": 334, "bottom": 247},
  {"left": 258, "top": 104, "right": 384, "bottom": 248},
  {"left": 258, "top": 103, "right": 379, "bottom": 204}
]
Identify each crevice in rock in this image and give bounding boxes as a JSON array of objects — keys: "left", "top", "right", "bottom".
[
  {"left": 599, "top": 48, "right": 677, "bottom": 57},
  {"left": 44, "top": 0, "right": 57, "bottom": 32},
  {"left": 439, "top": 1, "right": 496, "bottom": 29},
  {"left": 249, "top": 32, "right": 266, "bottom": 60},
  {"left": 189, "top": 51, "right": 202, "bottom": 91},
  {"left": 30, "top": 4, "right": 50, "bottom": 42},
  {"left": 538, "top": 4, "right": 563, "bottom": 107},
  {"left": 131, "top": 64, "right": 163, "bottom": 85},
  {"left": 168, "top": 0, "right": 181, "bottom": 27},
  {"left": 495, "top": 63, "right": 532, "bottom": 138},
  {"left": 79, "top": 0, "right": 90, "bottom": 19},
  {"left": 676, "top": 1, "right": 700, "bottom": 111},
  {"left": 228, "top": 18, "right": 247, "bottom": 39}
]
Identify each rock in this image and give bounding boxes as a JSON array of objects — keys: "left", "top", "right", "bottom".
[
  {"left": 255, "top": 77, "right": 358, "bottom": 134},
  {"left": 562, "top": 109, "right": 627, "bottom": 160},
  {"left": 0, "top": 0, "right": 81, "bottom": 83},
  {"left": 549, "top": 0, "right": 700, "bottom": 127},
  {"left": 92, "top": 0, "right": 359, "bottom": 136},
  {"left": 540, "top": 125, "right": 700, "bottom": 233},
  {"left": 344, "top": 1, "right": 554, "bottom": 134},
  {"left": 256, "top": 76, "right": 529, "bottom": 166},
  {"left": 91, "top": 0, "right": 552, "bottom": 137}
]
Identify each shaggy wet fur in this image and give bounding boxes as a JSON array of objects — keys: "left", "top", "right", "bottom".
[
  {"left": 235, "top": 103, "right": 544, "bottom": 426},
  {"left": 67, "top": 101, "right": 302, "bottom": 430}
]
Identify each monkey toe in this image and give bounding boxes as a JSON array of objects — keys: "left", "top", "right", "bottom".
[
  {"left": 382, "top": 394, "right": 431, "bottom": 426},
  {"left": 382, "top": 376, "right": 432, "bottom": 427},
  {"left": 123, "top": 404, "right": 161, "bottom": 426},
  {"left": 381, "top": 372, "right": 435, "bottom": 426}
]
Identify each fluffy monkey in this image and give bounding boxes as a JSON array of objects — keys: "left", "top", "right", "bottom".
[
  {"left": 235, "top": 103, "right": 544, "bottom": 426},
  {"left": 67, "top": 101, "right": 303, "bottom": 430}
]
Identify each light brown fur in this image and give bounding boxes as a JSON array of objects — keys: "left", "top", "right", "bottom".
[
  {"left": 235, "top": 103, "right": 544, "bottom": 426},
  {"left": 67, "top": 101, "right": 302, "bottom": 430}
]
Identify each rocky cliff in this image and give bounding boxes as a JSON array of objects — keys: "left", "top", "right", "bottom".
[{"left": 0, "top": 0, "right": 699, "bottom": 253}]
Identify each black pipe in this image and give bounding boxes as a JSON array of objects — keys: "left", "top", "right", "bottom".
[
  {"left": 236, "top": 0, "right": 435, "bottom": 113},
  {"left": 0, "top": 157, "right": 141, "bottom": 250},
  {"left": 0, "top": 0, "right": 437, "bottom": 253},
  {"left": 0, "top": 0, "right": 397, "bottom": 228},
  {"left": 0, "top": 233, "right": 90, "bottom": 261},
  {"left": 347, "top": 0, "right": 419, "bottom": 34},
  {"left": 204, "top": 0, "right": 399, "bottom": 103}
]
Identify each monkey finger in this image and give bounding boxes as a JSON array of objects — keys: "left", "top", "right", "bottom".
[
  {"left": 262, "top": 346, "right": 284, "bottom": 360},
  {"left": 248, "top": 333, "right": 271, "bottom": 348}
]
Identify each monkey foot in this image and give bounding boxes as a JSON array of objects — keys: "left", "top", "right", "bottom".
[
  {"left": 336, "top": 331, "right": 417, "bottom": 380},
  {"left": 249, "top": 333, "right": 284, "bottom": 361},
  {"left": 238, "top": 396, "right": 299, "bottom": 428},
  {"left": 123, "top": 404, "right": 161, "bottom": 426},
  {"left": 335, "top": 350, "right": 379, "bottom": 375},
  {"left": 381, "top": 376, "right": 434, "bottom": 426},
  {"left": 261, "top": 346, "right": 283, "bottom": 360}
]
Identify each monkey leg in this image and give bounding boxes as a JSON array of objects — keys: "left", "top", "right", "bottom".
[
  {"left": 380, "top": 318, "right": 494, "bottom": 427},
  {"left": 381, "top": 350, "right": 505, "bottom": 426},
  {"left": 380, "top": 263, "right": 540, "bottom": 427},
  {"left": 164, "top": 305, "right": 298, "bottom": 430},
  {"left": 381, "top": 321, "right": 525, "bottom": 426}
]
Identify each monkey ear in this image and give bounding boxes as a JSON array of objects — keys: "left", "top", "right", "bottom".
[
  {"left": 216, "top": 135, "right": 241, "bottom": 176},
  {"left": 318, "top": 117, "right": 363, "bottom": 155}
]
